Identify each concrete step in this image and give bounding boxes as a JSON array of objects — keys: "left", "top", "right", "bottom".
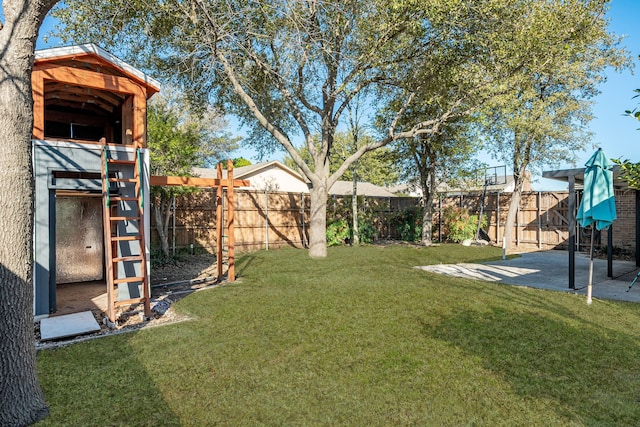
[{"left": 40, "top": 311, "right": 101, "bottom": 341}]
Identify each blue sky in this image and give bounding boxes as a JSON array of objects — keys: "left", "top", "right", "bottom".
[{"left": 36, "top": 1, "right": 640, "bottom": 190}]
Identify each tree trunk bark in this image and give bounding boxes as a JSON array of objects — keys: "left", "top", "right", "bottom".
[
  {"left": 421, "top": 188, "right": 435, "bottom": 246},
  {"left": 308, "top": 184, "right": 328, "bottom": 258},
  {"left": 419, "top": 159, "right": 436, "bottom": 246},
  {"left": 0, "top": 2, "right": 57, "bottom": 425},
  {"left": 502, "top": 173, "right": 525, "bottom": 250},
  {"left": 153, "top": 197, "right": 170, "bottom": 257}
]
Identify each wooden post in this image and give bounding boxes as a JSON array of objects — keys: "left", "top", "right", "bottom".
[
  {"left": 496, "top": 193, "right": 501, "bottom": 243},
  {"left": 226, "top": 160, "right": 235, "bottom": 282},
  {"left": 537, "top": 192, "right": 542, "bottom": 249},
  {"left": 438, "top": 196, "right": 442, "bottom": 243},
  {"left": 301, "top": 192, "right": 307, "bottom": 248},
  {"left": 216, "top": 163, "right": 223, "bottom": 278},
  {"left": 31, "top": 71, "right": 45, "bottom": 139},
  {"left": 607, "top": 224, "right": 613, "bottom": 278},
  {"left": 516, "top": 198, "right": 520, "bottom": 247},
  {"left": 122, "top": 96, "right": 134, "bottom": 145}
]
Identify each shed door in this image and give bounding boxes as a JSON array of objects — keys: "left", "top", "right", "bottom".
[{"left": 55, "top": 195, "right": 104, "bottom": 283}]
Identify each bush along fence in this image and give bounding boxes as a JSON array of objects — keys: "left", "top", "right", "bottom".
[{"left": 149, "top": 189, "right": 638, "bottom": 253}]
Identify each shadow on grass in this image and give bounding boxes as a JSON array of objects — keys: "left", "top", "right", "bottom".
[
  {"left": 424, "top": 306, "right": 640, "bottom": 425},
  {"left": 36, "top": 332, "right": 181, "bottom": 427},
  {"left": 235, "top": 252, "right": 259, "bottom": 278}
]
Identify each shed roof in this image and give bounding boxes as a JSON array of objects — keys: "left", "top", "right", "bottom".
[
  {"left": 35, "top": 44, "right": 161, "bottom": 96},
  {"left": 542, "top": 165, "right": 628, "bottom": 190}
]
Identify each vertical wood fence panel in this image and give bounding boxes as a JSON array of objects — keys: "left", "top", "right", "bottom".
[{"left": 150, "top": 189, "right": 637, "bottom": 253}]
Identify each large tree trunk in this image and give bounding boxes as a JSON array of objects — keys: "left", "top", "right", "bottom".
[
  {"left": 502, "top": 170, "right": 526, "bottom": 251},
  {"left": 308, "top": 184, "right": 328, "bottom": 258},
  {"left": 419, "top": 155, "right": 436, "bottom": 246},
  {"left": 420, "top": 182, "right": 436, "bottom": 246},
  {"left": 0, "top": 2, "right": 57, "bottom": 426}
]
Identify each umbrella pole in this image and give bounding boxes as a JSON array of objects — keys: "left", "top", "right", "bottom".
[{"left": 587, "top": 226, "right": 594, "bottom": 305}]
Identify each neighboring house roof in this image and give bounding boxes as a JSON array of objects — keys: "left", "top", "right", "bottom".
[
  {"left": 390, "top": 173, "right": 533, "bottom": 197},
  {"left": 193, "top": 160, "right": 397, "bottom": 197},
  {"left": 194, "top": 161, "right": 310, "bottom": 193},
  {"left": 35, "top": 44, "right": 161, "bottom": 95},
  {"left": 386, "top": 183, "right": 422, "bottom": 197},
  {"left": 329, "top": 181, "right": 398, "bottom": 198}
]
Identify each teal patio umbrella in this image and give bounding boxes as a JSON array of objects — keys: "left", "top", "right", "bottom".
[{"left": 576, "top": 148, "right": 617, "bottom": 304}]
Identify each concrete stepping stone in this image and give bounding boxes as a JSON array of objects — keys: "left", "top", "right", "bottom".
[{"left": 40, "top": 311, "right": 101, "bottom": 341}]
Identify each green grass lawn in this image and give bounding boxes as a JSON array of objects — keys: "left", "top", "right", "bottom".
[{"left": 36, "top": 245, "right": 640, "bottom": 426}]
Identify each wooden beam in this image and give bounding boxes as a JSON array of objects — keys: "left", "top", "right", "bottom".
[
  {"left": 32, "top": 70, "right": 45, "bottom": 139},
  {"left": 36, "top": 64, "right": 147, "bottom": 98},
  {"left": 226, "top": 160, "right": 235, "bottom": 282},
  {"left": 149, "top": 175, "right": 250, "bottom": 188},
  {"left": 216, "top": 164, "right": 224, "bottom": 278}
]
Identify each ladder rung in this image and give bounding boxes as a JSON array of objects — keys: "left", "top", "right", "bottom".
[
  {"left": 110, "top": 235, "right": 141, "bottom": 241},
  {"left": 107, "top": 159, "right": 136, "bottom": 165},
  {"left": 109, "top": 216, "right": 140, "bottom": 221},
  {"left": 113, "top": 276, "right": 145, "bottom": 284},
  {"left": 109, "top": 178, "right": 138, "bottom": 183},
  {"left": 113, "top": 255, "right": 143, "bottom": 262},
  {"left": 114, "top": 297, "right": 146, "bottom": 307},
  {"left": 110, "top": 197, "right": 138, "bottom": 202}
]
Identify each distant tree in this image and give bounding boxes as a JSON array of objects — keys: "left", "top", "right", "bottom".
[
  {"left": 148, "top": 92, "right": 239, "bottom": 257},
  {"left": 614, "top": 86, "right": 640, "bottom": 188},
  {"left": 481, "top": 0, "right": 629, "bottom": 250},
  {"left": 392, "top": 116, "right": 482, "bottom": 246},
  {"left": 0, "top": 2, "right": 59, "bottom": 426},
  {"left": 232, "top": 157, "right": 252, "bottom": 168}
]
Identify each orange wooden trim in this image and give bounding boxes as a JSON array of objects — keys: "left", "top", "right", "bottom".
[
  {"left": 37, "top": 64, "right": 147, "bottom": 97},
  {"left": 32, "top": 70, "right": 45, "bottom": 139},
  {"left": 35, "top": 55, "right": 160, "bottom": 96},
  {"left": 226, "top": 160, "right": 235, "bottom": 282},
  {"left": 149, "top": 175, "right": 250, "bottom": 188},
  {"left": 216, "top": 164, "right": 224, "bottom": 279},
  {"left": 133, "top": 93, "right": 146, "bottom": 147}
]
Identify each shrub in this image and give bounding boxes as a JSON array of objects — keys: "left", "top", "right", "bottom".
[
  {"left": 326, "top": 219, "right": 350, "bottom": 246},
  {"left": 391, "top": 208, "right": 422, "bottom": 242},
  {"left": 441, "top": 206, "right": 485, "bottom": 243}
]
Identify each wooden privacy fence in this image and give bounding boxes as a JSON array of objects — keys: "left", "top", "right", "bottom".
[
  {"left": 150, "top": 189, "right": 638, "bottom": 253},
  {"left": 151, "top": 189, "right": 310, "bottom": 252},
  {"left": 436, "top": 190, "right": 636, "bottom": 251}
]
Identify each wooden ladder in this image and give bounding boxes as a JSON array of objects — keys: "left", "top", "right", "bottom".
[{"left": 102, "top": 146, "right": 151, "bottom": 323}]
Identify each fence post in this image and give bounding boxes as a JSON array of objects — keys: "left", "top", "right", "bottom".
[
  {"left": 265, "top": 189, "right": 269, "bottom": 251},
  {"left": 496, "top": 192, "right": 500, "bottom": 243},
  {"left": 538, "top": 191, "right": 542, "bottom": 249},
  {"left": 438, "top": 196, "right": 442, "bottom": 243},
  {"left": 171, "top": 196, "right": 176, "bottom": 256},
  {"left": 516, "top": 196, "right": 520, "bottom": 247},
  {"left": 301, "top": 192, "right": 306, "bottom": 248}
]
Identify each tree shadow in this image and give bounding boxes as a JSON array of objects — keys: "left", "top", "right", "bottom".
[
  {"left": 244, "top": 190, "right": 304, "bottom": 248},
  {"left": 422, "top": 306, "right": 640, "bottom": 425},
  {"left": 36, "top": 331, "right": 181, "bottom": 426}
]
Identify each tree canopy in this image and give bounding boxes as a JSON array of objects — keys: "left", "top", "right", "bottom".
[{"left": 54, "top": 0, "right": 628, "bottom": 256}]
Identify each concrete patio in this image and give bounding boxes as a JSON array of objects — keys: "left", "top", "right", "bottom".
[{"left": 416, "top": 250, "right": 640, "bottom": 303}]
